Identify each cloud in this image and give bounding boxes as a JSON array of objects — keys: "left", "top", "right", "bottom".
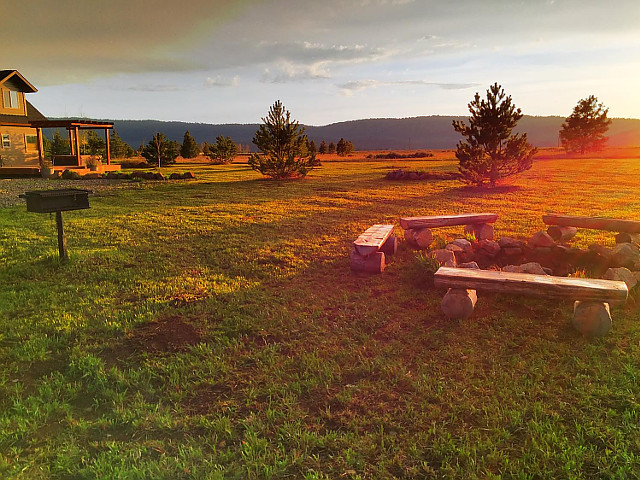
[
  {"left": 126, "top": 84, "right": 181, "bottom": 92},
  {"left": 204, "top": 75, "right": 239, "bottom": 87},
  {"left": 257, "top": 41, "right": 387, "bottom": 65},
  {"left": 337, "top": 79, "right": 479, "bottom": 92},
  {"left": 260, "top": 62, "right": 331, "bottom": 83}
]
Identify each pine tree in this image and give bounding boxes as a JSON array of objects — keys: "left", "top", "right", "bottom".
[
  {"left": 49, "top": 130, "right": 70, "bottom": 157},
  {"left": 109, "top": 130, "right": 135, "bottom": 158},
  {"left": 559, "top": 96, "right": 612, "bottom": 154},
  {"left": 452, "top": 83, "right": 536, "bottom": 187},
  {"left": 180, "top": 130, "right": 200, "bottom": 158},
  {"left": 328, "top": 141, "right": 336, "bottom": 154},
  {"left": 141, "top": 132, "right": 180, "bottom": 168},
  {"left": 207, "top": 135, "right": 237, "bottom": 164},
  {"left": 248, "top": 100, "right": 316, "bottom": 179},
  {"left": 318, "top": 140, "right": 327, "bottom": 154}
]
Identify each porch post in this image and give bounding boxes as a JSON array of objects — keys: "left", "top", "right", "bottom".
[
  {"left": 36, "top": 127, "right": 44, "bottom": 165},
  {"left": 68, "top": 128, "right": 75, "bottom": 156},
  {"left": 74, "top": 126, "right": 81, "bottom": 166},
  {"left": 104, "top": 129, "right": 111, "bottom": 165}
]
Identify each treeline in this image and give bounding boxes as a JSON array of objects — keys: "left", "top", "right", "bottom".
[{"left": 43, "top": 129, "right": 136, "bottom": 159}]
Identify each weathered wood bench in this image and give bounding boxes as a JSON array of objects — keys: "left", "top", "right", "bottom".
[
  {"left": 543, "top": 213, "right": 640, "bottom": 243},
  {"left": 400, "top": 213, "right": 498, "bottom": 248},
  {"left": 350, "top": 224, "right": 397, "bottom": 273},
  {"left": 433, "top": 266, "right": 628, "bottom": 336}
]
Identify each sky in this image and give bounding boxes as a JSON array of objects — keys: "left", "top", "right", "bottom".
[{"left": 3, "top": 0, "right": 639, "bottom": 125}]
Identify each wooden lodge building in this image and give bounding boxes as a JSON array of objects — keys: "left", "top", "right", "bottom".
[{"left": 0, "top": 69, "right": 117, "bottom": 175}]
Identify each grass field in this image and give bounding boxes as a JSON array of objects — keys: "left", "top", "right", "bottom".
[{"left": 1, "top": 150, "right": 640, "bottom": 479}]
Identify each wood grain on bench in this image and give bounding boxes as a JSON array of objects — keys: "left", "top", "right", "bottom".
[
  {"left": 400, "top": 213, "right": 498, "bottom": 230},
  {"left": 353, "top": 224, "right": 394, "bottom": 256},
  {"left": 434, "top": 267, "right": 628, "bottom": 304},
  {"left": 542, "top": 214, "right": 640, "bottom": 234}
]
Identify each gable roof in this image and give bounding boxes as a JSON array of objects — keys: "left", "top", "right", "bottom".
[
  {"left": 0, "top": 70, "right": 37, "bottom": 93},
  {"left": 0, "top": 101, "right": 47, "bottom": 126}
]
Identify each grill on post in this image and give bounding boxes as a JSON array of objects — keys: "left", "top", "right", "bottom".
[{"left": 19, "top": 189, "right": 92, "bottom": 261}]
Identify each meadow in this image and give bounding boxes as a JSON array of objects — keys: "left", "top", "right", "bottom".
[{"left": 1, "top": 149, "right": 640, "bottom": 479}]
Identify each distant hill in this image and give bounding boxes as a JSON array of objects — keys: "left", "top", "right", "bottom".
[{"left": 57, "top": 116, "right": 640, "bottom": 151}]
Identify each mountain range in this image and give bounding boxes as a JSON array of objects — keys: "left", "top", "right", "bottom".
[{"left": 86, "top": 116, "right": 640, "bottom": 151}]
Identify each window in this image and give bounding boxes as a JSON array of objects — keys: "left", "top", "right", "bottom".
[
  {"left": 2, "top": 134, "right": 10, "bottom": 148},
  {"left": 2, "top": 90, "right": 20, "bottom": 109},
  {"left": 25, "top": 134, "right": 37, "bottom": 151}
]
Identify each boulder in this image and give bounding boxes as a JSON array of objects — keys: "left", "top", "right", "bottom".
[
  {"left": 82, "top": 173, "right": 102, "bottom": 179},
  {"left": 433, "top": 248, "right": 456, "bottom": 267},
  {"left": 615, "top": 232, "right": 640, "bottom": 245},
  {"left": 169, "top": 173, "right": 182, "bottom": 180},
  {"left": 502, "top": 247, "right": 523, "bottom": 257},
  {"left": 450, "top": 238, "right": 472, "bottom": 250},
  {"left": 589, "top": 244, "right": 612, "bottom": 259},
  {"left": 528, "top": 231, "right": 555, "bottom": 248},
  {"left": 458, "top": 261, "right": 480, "bottom": 269},
  {"left": 602, "top": 267, "right": 637, "bottom": 290},
  {"left": 502, "top": 262, "right": 547, "bottom": 275},
  {"left": 405, "top": 228, "right": 433, "bottom": 249},
  {"left": 61, "top": 169, "right": 81, "bottom": 180},
  {"left": 498, "top": 237, "right": 523, "bottom": 248},
  {"left": 478, "top": 239, "right": 500, "bottom": 257},
  {"left": 610, "top": 243, "right": 640, "bottom": 269},
  {"left": 182, "top": 171, "right": 196, "bottom": 179},
  {"left": 154, "top": 172, "right": 166, "bottom": 180}
]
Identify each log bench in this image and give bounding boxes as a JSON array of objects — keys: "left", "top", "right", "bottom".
[
  {"left": 543, "top": 213, "right": 640, "bottom": 244},
  {"left": 433, "top": 266, "right": 628, "bottom": 336},
  {"left": 350, "top": 224, "right": 397, "bottom": 273},
  {"left": 400, "top": 213, "right": 498, "bottom": 249}
]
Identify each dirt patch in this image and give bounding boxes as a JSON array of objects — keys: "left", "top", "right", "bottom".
[
  {"left": 102, "top": 315, "right": 202, "bottom": 365},
  {"left": 128, "top": 315, "right": 202, "bottom": 353}
]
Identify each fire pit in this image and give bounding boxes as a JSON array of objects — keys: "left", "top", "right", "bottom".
[{"left": 19, "top": 189, "right": 92, "bottom": 261}]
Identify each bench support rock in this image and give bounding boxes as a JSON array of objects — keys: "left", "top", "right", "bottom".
[
  {"left": 464, "top": 222, "right": 494, "bottom": 241},
  {"left": 441, "top": 288, "right": 477, "bottom": 320},
  {"left": 547, "top": 225, "right": 578, "bottom": 243},
  {"left": 350, "top": 250, "right": 385, "bottom": 274},
  {"left": 379, "top": 235, "right": 398, "bottom": 256},
  {"left": 572, "top": 301, "right": 612, "bottom": 337}
]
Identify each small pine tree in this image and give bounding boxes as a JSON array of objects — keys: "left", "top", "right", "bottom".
[
  {"left": 180, "top": 130, "right": 200, "bottom": 158},
  {"left": 328, "top": 141, "right": 336, "bottom": 154},
  {"left": 248, "top": 100, "right": 316, "bottom": 179},
  {"left": 141, "top": 132, "right": 180, "bottom": 168},
  {"left": 85, "top": 130, "right": 106, "bottom": 156},
  {"left": 559, "top": 95, "right": 612, "bottom": 154},
  {"left": 452, "top": 83, "right": 537, "bottom": 188},
  {"left": 318, "top": 140, "right": 327, "bottom": 154},
  {"left": 308, "top": 140, "right": 317, "bottom": 155},
  {"left": 207, "top": 135, "right": 238, "bottom": 164}
]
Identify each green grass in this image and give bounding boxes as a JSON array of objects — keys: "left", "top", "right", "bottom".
[{"left": 1, "top": 155, "right": 640, "bottom": 478}]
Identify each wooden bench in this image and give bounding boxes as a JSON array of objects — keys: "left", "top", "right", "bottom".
[
  {"left": 350, "top": 224, "right": 397, "bottom": 273},
  {"left": 400, "top": 213, "right": 498, "bottom": 248},
  {"left": 543, "top": 213, "right": 640, "bottom": 243},
  {"left": 433, "top": 266, "right": 628, "bottom": 336}
]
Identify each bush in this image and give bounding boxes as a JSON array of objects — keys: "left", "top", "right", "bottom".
[{"left": 118, "top": 159, "right": 149, "bottom": 169}]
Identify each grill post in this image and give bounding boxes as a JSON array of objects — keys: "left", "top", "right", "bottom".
[{"left": 55, "top": 211, "right": 68, "bottom": 261}]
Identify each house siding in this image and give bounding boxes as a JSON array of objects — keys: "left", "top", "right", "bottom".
[{"left": 0, "top": 125, "right": 39, "bottom": 167}]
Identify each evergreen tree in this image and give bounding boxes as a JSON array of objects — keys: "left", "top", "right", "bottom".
[
  {"left": 207, "top": 135, "right": 238, "bottom": 164},
  {"left": 318, "top": 140, "right": 327, "bottom": 154},
  {"left": 336, "top": 138, "right": 353, "bottom": 156},
  {"left": 85, "top": 130, "right": 106, "bottom": 156},
  {"left": 308, "top": 140, "right": 317, "bottom": 155},
  {"left": 49, "top": 130, "right": 70, "bottom": 157},
  {"left": 180, "top": 130, "right": 200, "bottom": 158},
  {"left": 141, "top": 132, "right": 180, "bottom": 168},
  {"left": 559, "top": 95, "right": 612, "bottom": 154},
  {"left": 248, "top": 100, "right": 316, "bottom": 179},
  {"left": 109, "top": 130, "right": 135, "bottom": 158},
  {"left": 452, "top": 83, "right": 536, "bottom": 187},
  {"left": 328, "top": 141, "right": 336, "bottom": 154}
]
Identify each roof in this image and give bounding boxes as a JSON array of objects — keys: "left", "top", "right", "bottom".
[
  {"left": 0, "top": 101, "right": 47, "bottom": 126},
  {"left": 0, "top": 70, "right": 37, "bottom": 93},
  {"left": 30, "top": 119, "right": 114, "bottom": 130}
]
